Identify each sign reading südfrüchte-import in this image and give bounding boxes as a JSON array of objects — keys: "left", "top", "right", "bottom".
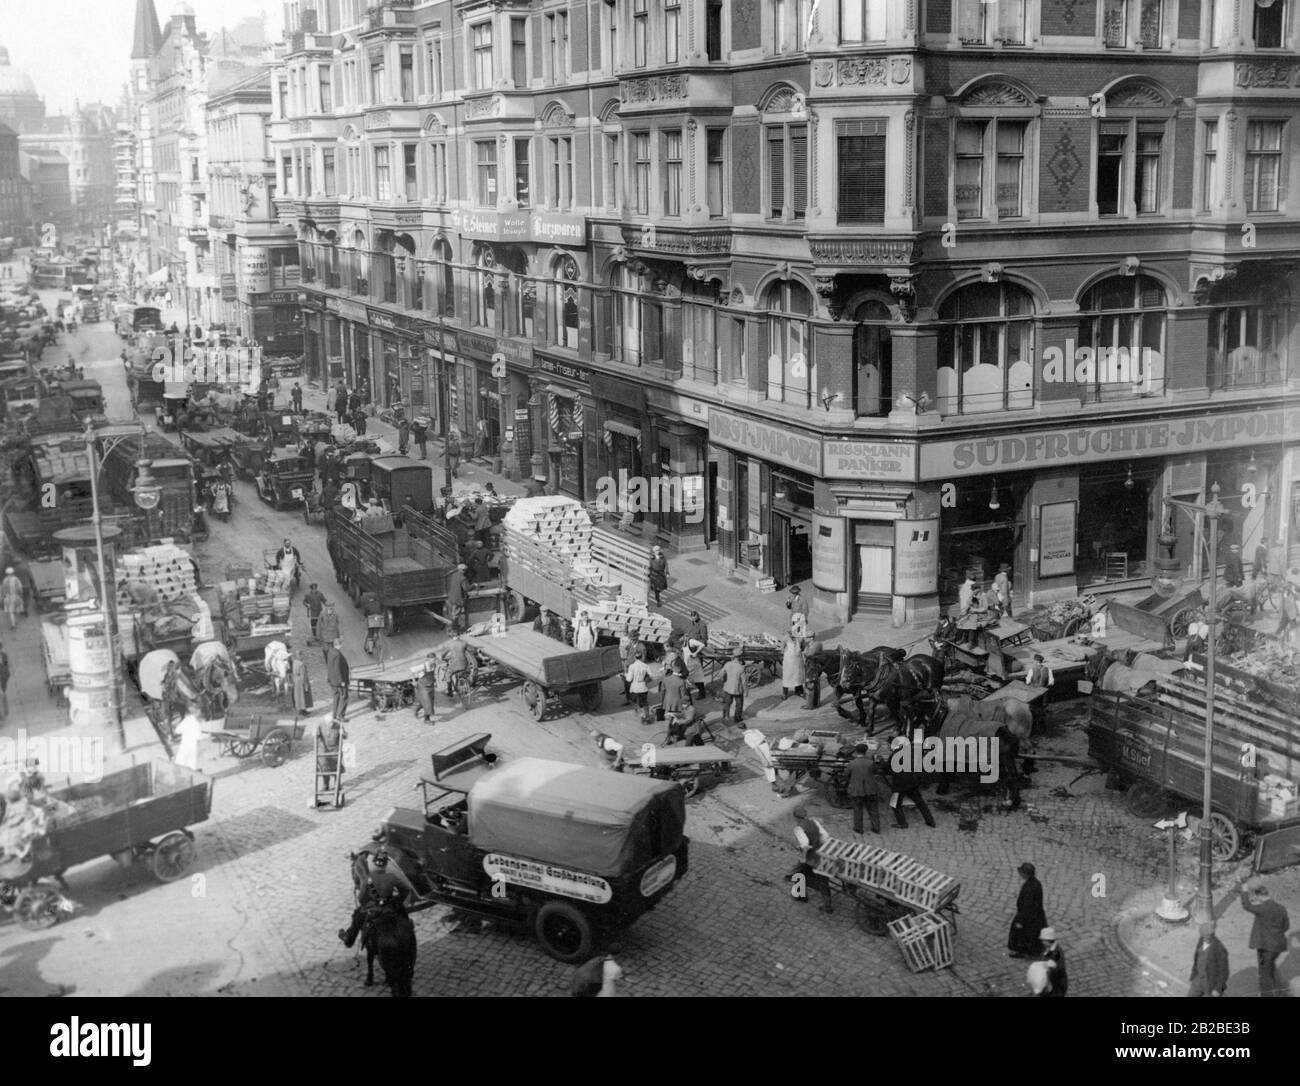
[
  {"left": 919, "top": 405, "right": 1300, "bottom": 479},
  {"left": 708, "top": 408, "right": 823, "bottom": 475}
]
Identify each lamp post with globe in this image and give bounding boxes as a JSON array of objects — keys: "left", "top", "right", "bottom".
[{"left": 1155, "top": 483, "right": 1226, "bottom": 925}]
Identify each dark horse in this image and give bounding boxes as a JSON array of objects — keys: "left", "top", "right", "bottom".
[
  {"left": 807, "top": 646, "right": 946, "bottom": 734},
  {"left": 357, "top": 903, "right": 417, "bottom": 997},
  {"left": 912, "top": 694, "right": 1025, "bottom": 810}
]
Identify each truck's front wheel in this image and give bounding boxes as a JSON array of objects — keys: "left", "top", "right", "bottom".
[{"left": 534, "top": 900, "right": 595, "bottom": 964}]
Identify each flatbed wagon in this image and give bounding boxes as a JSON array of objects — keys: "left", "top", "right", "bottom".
[
  {"left": 207, "top": 712, "right": 305, "bottom": 768},
  {"left": 463, "top": 626, "right": 622, "bottom": 720}
]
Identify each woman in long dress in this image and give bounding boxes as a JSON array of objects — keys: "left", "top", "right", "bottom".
[
  {"left": 174, "top": 712, "right": 203, "bottom": 771},
  {"left": 781, "top": 635, "right": 805, "bottom": 699},
  {"left": 290, "top": 650, "right": 313, "bottom": 718}
]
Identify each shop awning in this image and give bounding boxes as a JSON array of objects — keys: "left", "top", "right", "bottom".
[
  {"left": 147, "top": 267, "right": 170, "bottom": 284},
  {"left": 603, "top": 420, "right": 641, "bottom": 439},
  {"left": 547, "top": 384, "right": 578, "bottom": 399}
]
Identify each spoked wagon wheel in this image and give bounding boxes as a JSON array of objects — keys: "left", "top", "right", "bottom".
[
  {"left": 742, "top": 660, "right": 764, "bottom": 687},
  {"left": 1125, "top": 781, "right": 1167, "bottom": 819},
  {"left": 1062, "top": 616, "right": 1087, "bottom": 638},
  {"left": 228, "top": 737, "right": 257, "bottom": 759},
  {"left": 150, "top": 831, "right": 195, "bottom": 882},
  {"left": 534, "top": 900, "right": 595, "bottom": 964},
  {"left": 824, "top": 780, "right": 853, "bottom": 809},
  {"left": 521, "top": 681, "right": 546, "bottom": 721},
  {"left": 853, "top": 890, "right": 900, "bottom": 936},
  {"left": 1170, "top": 607, "right": 1204, "bottom": 640},
  {"left": 578, "top": 683, "right": 602, "bottom": 712},
  {"left": 1207, "top": 813, "right": 1241, "bottom": 862},
  {"left": 15, "top": 885, "right": 64, "bottom": 930},
  {"left": 261, "top": 728, "right": 291, "bottom": 767}
]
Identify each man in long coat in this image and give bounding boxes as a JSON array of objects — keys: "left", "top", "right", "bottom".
[
  {"left": 1187, "top": 921, "right": 1230, "bottom": 997},
  {"left": 1008, "top": 861, "right": 1047, "bottom": 957}
]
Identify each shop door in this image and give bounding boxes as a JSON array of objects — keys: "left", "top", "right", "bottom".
[
  {"left": 772, "top": 512, "right": 790, "bottom": 586},
  {"left": 706, "top": 460, "right": 717, "bottom": 546},
  {"left": 856, "top": 545, "right": 893, "bottom": 613}
]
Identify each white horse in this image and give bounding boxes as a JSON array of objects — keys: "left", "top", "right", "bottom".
[{"left": 263, "top": 640, "right": 292, "bottom": 702}]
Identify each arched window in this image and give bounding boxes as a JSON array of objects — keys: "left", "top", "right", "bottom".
[
  {"left": 1077, "top": 275, "right": 1166, "bottom": 399},
  {"left": 936, "top": 282, "right": 1035, "bottom": 415},
  {"left": 348, "top": 228, "right": 369, "bottom": 295},
  {"left": 473, "top": 245, "right": 497, "bottom": 330},
  {"left": 852, "top": 299, "right": 892, "bottom": 417},
  {"left": 432, "top": 237, "right": 454, "bottom": 318},
  {"left": 553, "top": 256, "right": 580, "bottom": 349},
  {"left": 762, "top": 280, "right": 814, "bottom": 407},
  {"left": 1094, "top": 80, "right": 1174, "bottom": 218},
  {"left": 495, "top": 247, "right": 529, "bottom": 337}
]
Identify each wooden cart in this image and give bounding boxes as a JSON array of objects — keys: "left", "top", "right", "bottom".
[
  {"left": 701, "top": 639, "right": 783, "bottom": 688},
  {"left": 1133, "top": 586, "right": 1207, "bottom": 641},
  {"left": 811, "top": 838, "right": 960, "bottom": 968},
  {"left": 462, "top": 626, "right": 622, "bottom": 720},
  {"left": 207, "top": 712, "right": 305, "bottom": 768},
  {"left": 620, "top": 743, "right": 736, "bottom": 798},
  {"left": 348, "top": 652, "right": 425, "bottom": 711}
]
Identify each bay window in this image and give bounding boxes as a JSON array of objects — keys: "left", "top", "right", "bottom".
[
  {"left": 763, "top": 280, "right": 815, "bottom": 408},
  {"left": 472, "top": 22, "right": 493, "bottom": 90},
  {"left": 475, "top": 140, "right": 497, "bottom": 206},
  {"left": 374, "top": 145, "right": 391, "bottom": 200},
  {"left": 837, "top": 122, "right": 886, "bottom": 224},
  {"left": 663, "top": 130, "right": 682, "bottom": 217},
  {"left": 1245, "top": 120, "right": 1283, "bottom": 213},
  {"left": 1077, "top": 276, "right": 1167, "bottom": 401},
  {"left": 767, "top": 123, "right": 808, "bottom": 220},
  {"left": 936, "top": 282, "right": 1035, "bottom": 415},
  {"left": 841, "top": 0, "right": 886, "bottom": 42}
]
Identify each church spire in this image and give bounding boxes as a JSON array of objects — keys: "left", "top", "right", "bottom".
[{"left": 131, "top": 0, "right": 163, "bottom": 59}]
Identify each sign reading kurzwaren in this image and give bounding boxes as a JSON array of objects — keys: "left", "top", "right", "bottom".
[
  {"left": 708, "top": 409, "right": 822, "bottom": 475},
  {"left": 920, "top": 406, "right": 1300, "bottom": 479}
]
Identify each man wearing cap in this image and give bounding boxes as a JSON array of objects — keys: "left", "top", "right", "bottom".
[
  {"left": 1224, "top": 542, "right": 1246, "bottom": 590},
  {"left": 1025, "top": 653, "right": 1054, "bottom": 689},
  {"left": 1008, "top": 862, "right": 1047, "bottom": 958},
  {"left": 414, "top": 652, "right": 438, "bottom": 723},
  {"left": 846, "top": 744, "right": 886, "bottom": 837},
  {"left": 445, "top": 562, "right": 469, "bottom": 632},
  {"left": 1187, "top": 921, "right": 1230, "bottom": 997},
  {"left": 325, "top": 638, "right": 350, "bottom": 724},
  {"left": 624, "top": 645, "right": 653, "bottom": 725},
  {"left": 302, "top": 582, "right": 326, "bottom": 644},
  {"left": 316, "top": 601, "right": 341, "bottom": 663},
  {"left": 720, "top": 645, "right": 748, "bottom": 724},
  {"left": 1240, "top": 878, "right": 1291, "bottom": 997},
  {"left": 1039, "top": 928, "right": 1068, "bottom": 996},
  {"left": 992, "top": 563, "right": 1013, "bottom": 614},
  {"left": 683, "top": 610, "right": 709, "bottom": 648},
  {"left": 786, "top": 584, "right": 809, "bottom": 639},
  {"left": 790, "top": 806, "right": 834, "bottom": 913}
]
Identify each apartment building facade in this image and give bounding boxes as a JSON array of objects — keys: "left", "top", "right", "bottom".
[{"left": 270, "top": 0, "right": 1300, "bottom": 628}]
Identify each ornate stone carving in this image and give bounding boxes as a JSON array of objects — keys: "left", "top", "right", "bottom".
[
  {"left": 1046, "top": 130, "right": 1084, "bottom": 201},
  {"left": 365, "top": 110, "right": 391, "bottom": 129},
  {"left": 621, "top": 74, "right": 689, "bottom": 103},
  {"left": 814, "top": 274, "right": 837, "bottom": 299},
  {"left": 423, "top": 115, "right": 446, "bottom": 136},
  {"left": 809, "top": 239, "right": 916, "bottom": 265},
  {"left": 466, "top": 95, "right": 502, "bottom": 119},
  {"left": 1190, "top": 262, "right": 1239, "bottom": 301},
  {"left": 1106, "top": 82, "right": 1167, "bottom": 108},
  {"left": 890, "top": 57, "right": 912, "bottom": 84},
  {"left": 808, "top": 111, "right": 819, "bottom": 217},
  {"left": 812, "top": 60, "right": 834, "bottom": 88},
  {"left": 963, "top": 82, "right": 1032, "bottom": 107},
  {"left": 981, "top": 262, "right": 1004, "bottom": 283},
  {"left": 903, "top": 109, "right": 916, "bottom": 210},
  {"left": 764, "top": 87, "right": 803, "bottom": 114},
  {"left": 1225, "top": 109, "right": 1238, "bottom": 198},
  {"left": 729, "top": 287, "right": 746, "bottom": 306},
  {"left": 1234, "top": 62, "right": 1300, "bottom": 88},
  {"left": 540, "top": 102, "right": 574, "bottom": 128},
  {"left": 1120, "top": 256, "right": 1141, "bottom": 277},
  {"left": 890, "top": 277, "right": 916, "bottom": 322},
  {"left": 838, "top": 57, "right": 888, "bottom": 86}
]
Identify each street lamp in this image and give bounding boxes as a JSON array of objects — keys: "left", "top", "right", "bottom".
[
  {"left": 82, "top": 420, "right": 161, "bottom": 748},
  {"left": 1159, "top": 482, "right": 1227, "bottom": 925}
]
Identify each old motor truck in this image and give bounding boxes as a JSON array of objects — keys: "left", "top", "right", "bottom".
[{"left": 351, "top": 738, "right": 689, "bottom": 963}]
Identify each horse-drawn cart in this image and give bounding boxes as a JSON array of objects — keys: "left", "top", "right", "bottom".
[
  {"left": 206, "top": 712, "right": 305, "bottom": 768},
  {"left": 812, "top": 838, "right": 960, "bottom": 967},
  {"left": 701, "top": 633, "right": 783, "bottom": 688},
  {"left": 462, "top": 627, "right": 622, "bottom": 720},
  {"left": 1133, "top": 586, "right": 1207, "bottom": 641},
  {"left": 0, "top": 760, "right": 212, "bottom": 930}
]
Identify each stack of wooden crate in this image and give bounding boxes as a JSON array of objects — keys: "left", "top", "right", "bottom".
[
  {"left": 117, "top": 543, "right": 198, "bottom": 604},
  {"left": 887, "top": 912, "right": 955, "bottom": 972},
  {"left": 585, "top": 595, "right": 673, "bottom": 644},
  {"left": 503, "top": 497, "right": 619, "bottom": 593}
]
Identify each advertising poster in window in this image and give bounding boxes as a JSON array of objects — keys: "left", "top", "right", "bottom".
[
  {"left": 1039, "top": 500, "right": 1077, "bottom": 579},
  {"left": 893, "top": 518, "right": 940, "bottom": 596},
  {"left": 812, "top": 514, "right": 846, "bottom": 592}
]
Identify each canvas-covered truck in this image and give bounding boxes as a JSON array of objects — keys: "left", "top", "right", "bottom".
[
  {"left": 351, "top": 741, "right": 689, "bottom": 963},
  {"left": 326, "top": 507, "right": 458, "bottom": 633}
]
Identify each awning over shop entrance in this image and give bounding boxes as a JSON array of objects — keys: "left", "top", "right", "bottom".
[{"left": 603, "top": 419, "right": 641, "bottom": 439}]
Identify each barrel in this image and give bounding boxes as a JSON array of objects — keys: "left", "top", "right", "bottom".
[{"left": 66, "top": 613, "right": 115, "bottom": 687}]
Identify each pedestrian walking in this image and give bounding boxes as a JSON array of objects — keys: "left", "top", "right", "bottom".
[
  {"left": 1187, "top": 921, "right": 1230, "bottom": 997},
  {"left": 619, "top": 634, "right": 638, "bottom": 705},
  {"left": 993, "top": 563, "right": 1013, "bottom": 614},
  {"left": 325, "top": 638, "right": 350, "bottom": 723},
  {"left": 720, "top": 645, "right": 747, "bottom": 723},
  {"left": 1224, "top": 542, "right": 1246, "bottom": 589},
  {"left": 334, "top": 382, "right": 349, "bottom": 424},
  {"left": 790, "top": 806, "right": 834, "bottom": 913},
  {"left": 290, "top": 649, "right": 313, "bottom": 718},
  {"left": 410, "top": 416, "right": 429, "bottom": 459},
  {"left": 659, "top": 659, "right": 690, "bottom": 720},
  {"left": 302, "top": 582, "right": 326, "bottom": 643},
  {"left": 1277, "top": 583, "right": 1298, "bottom": 640},
  {"left": 886, "top": 764, "right": 936, "bottom": 829},
  {"left": 846, "top": 744, "right": 886, "bottom": 837},
  {"left": 648, "top": 546, "right": 668, "bottom": 607},
  {"left": 786, "top": 584, "right": 809, "bottom": 640},
  {"left": 1008, "top": 862, "right": 1047, "bottom": 958},
  {"left": 957, "top": 573, "right": 986, "bottom": 646},
  {"left": 290, "top": 382, "right": 303, "bottom": 414},
  {"left": 0, "top": 642, "right": 9, "bottom": 721},
  {"left": 1, "top": 568, "right": 23, "bottom": 630},
  {"left": 1039, "top": 928, "right": 1068, "bottom": 997},
  {"left": 472, "top": 497, "right": 492, "bottom": 545},
  {"left": 1240, "top": 878, "right": 1291, "bottom": 997},
  {"left": 351, "top": 405, "right": 368, "bottom": 436},
  {"left": 414, "top": 652, "right": 438, "bottom": 723},
  {"left": 683, "top": 636, "right": 708, "bottom": 701},
  {"left": 446, "top": 429, "right": 461, "bottom": 477},
  {"left": 394, "top": 416, "right": 409, "bottom": 455},
  {"left": 781, "top": 633, "right": 805, "bottom": 699},
  {"left": 625, "top": 646, "right": 652, "bottom": 725}
]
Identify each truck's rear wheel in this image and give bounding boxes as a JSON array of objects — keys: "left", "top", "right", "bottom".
[
  {"left": 534, "top": 900, "right": 595, "bottom": 964},
  {"left": 505, "top": 590, "right": 528, "bottom": 623}
]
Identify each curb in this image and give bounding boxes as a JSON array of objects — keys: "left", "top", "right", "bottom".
[{"left": 1112, "top": 898, "right": 1190, "bottom": 995}]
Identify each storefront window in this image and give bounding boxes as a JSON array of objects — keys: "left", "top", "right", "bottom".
[
  {"left": 852, "top": 299, "right": 892, "bottom": 417},
  {"left": 936, "top": 282, "right": 1034, "bottom": 416},
  {"left": 550, "top": 394, "right": 582, "bottom": 497},
  {"left": 1077, "top": 275, "right": 1166, "bottom": 401},
  {"left": 1078, "top": 463, "right": 1155, "bottom": 584},
  {"left": 939, "top": 474, "right": 1029, "bottom": 605},
  {"left": 763, "top": 280, "right": 814, "bottom": 408}
]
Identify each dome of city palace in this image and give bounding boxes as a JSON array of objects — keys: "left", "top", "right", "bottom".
[{"left": 0, "top": 47, "right": 40, "bottom": 99}]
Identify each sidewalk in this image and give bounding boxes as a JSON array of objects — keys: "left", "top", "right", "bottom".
[
  {"left": 294, "top": 382, "right": 928, "bottom": 656},
  {"left": 1113, "top": 852, "right": 1300, "bottom": 997}
]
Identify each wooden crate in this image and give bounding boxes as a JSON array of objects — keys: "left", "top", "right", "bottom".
[{"left": 888, "top": 916, "right": 938, "bottom": 973}]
